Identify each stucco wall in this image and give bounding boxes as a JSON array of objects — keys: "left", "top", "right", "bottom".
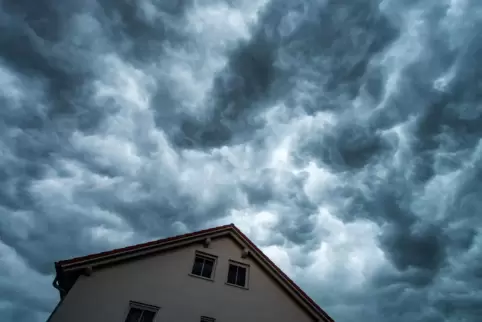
[{"left": 49, "top": 236, "right": 316, "bottom": 322}]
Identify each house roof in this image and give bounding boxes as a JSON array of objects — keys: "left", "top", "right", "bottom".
[{"left": 54, "top": 224, "right": 334, "bottom": 322}]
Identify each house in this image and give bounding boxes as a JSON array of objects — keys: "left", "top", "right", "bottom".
[{"left": 48, "top": 224, "right": 334, "bottom": 322}]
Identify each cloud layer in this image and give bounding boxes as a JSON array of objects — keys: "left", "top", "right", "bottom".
[{"left": 1, "top": 0, "right": 482, "bottom": 321}]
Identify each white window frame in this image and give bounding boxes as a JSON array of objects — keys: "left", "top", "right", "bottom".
[
  {"left": 190, "top": 251, "right": 217, "bottom": 280},
  {"left": 123, "top": 301, "right": 159, "bottom": 322},
  {"left": 226, "top": 260, "right": 249, "bottom": 289}
]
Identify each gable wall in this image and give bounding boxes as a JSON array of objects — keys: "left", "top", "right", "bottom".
[{"left": 49, "top": 236, "right": 316, "bottom": 322}]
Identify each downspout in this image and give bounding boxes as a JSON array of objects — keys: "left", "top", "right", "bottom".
[
  {"left": 52, "top": 276, "right": 66, "bottom": 298},
  {"left": 46, "top": 277, "right": 65, "bottom": 322}
]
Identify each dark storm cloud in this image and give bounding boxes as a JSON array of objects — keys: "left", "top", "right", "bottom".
[
  {"left": 95, "top": 0, "right": 193, "bottom": 64},
  {"left": 0, "top": 1, "right": 106, "bottom": 132},
  {"left": 240, "top": 168, "right": 321, "bottom": 249},
  {"left": 0, "top": 0, "right": 116, "bottom": 280},
  {"left": 0, "top": 2, "right": 193, "bottom": 319},
  {"left": 295, "top": 121, "right": 392, "bottom": 171},
  {"left": 276, "top": 0, "right": 398, "bottom": 113},
  {"left": 1, "top": 0, "right": 482, "bottom": 322},
  {"left": 288, "top": 0, "right": 482, "bottom": 319},
  {"left": 72, "top": 173, "right": 238, "bottom": 238},
  {"left": 173, "top": 0, "right": 399, "bottom": 149},
  {"left": 173, "top": 17, "right": 279, "bottom": 148}
]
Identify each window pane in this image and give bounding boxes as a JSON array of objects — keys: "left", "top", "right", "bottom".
[
  {"left": 192, "top": 256, "right": 204, "bottom": 276},
  {"left": 237, "top": 266, "right": 246, "bottom": 287},
  {"left": 201, "top": 258, "right": 214, "bottom": 278},
  {"left": 227, "top": 264, "right": 237, "bottom": 284},
  {"left": 125, "top": 308, "right": 142, "bottom": 322},
  {"left": 140, "top": 310, "right": 156, "bottom": 322}
]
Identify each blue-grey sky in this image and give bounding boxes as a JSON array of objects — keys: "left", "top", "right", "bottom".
[{"left": 1, "top": 0, "right": 482, "bottom": 321}]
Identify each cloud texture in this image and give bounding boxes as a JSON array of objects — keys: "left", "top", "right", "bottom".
[{"left": 1, "top": 0, "right": 482, "bottom": 321}]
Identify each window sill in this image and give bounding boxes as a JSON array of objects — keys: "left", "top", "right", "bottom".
[
  {"left": 189, "top": 273, "right": 214, "bottom": 282},
  {"left": 225, "top": 282, "right": 248, "bottom": 290}
]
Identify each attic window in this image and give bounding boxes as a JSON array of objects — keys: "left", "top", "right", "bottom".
[
  {"left": 226, "top": 261, "right": 249, "bottom": 288},
  {"left": 191, "top": 252, "right": 216, "bottom": 279},
  {"left": 124, "top": 301, "right": 159, "bottom": 322}
]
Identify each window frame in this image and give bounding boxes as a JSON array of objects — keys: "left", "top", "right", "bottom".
[
  {"left": 123, "top": 301, "right": 159, "bottom": 322},
  {"left": 225, "top": 260, "right": 250, "bottom": 289},
  {"left": 189, "top": 251, "right": 218, "bottom": 281}
]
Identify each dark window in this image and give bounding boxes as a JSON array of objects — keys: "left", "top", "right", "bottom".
[
  {"left": 192, "top": 256, "right": 204, "bottom": 276},
  {"left": 125, "top": 308, "right": 142, "bottom": 322},
  {"left": 226, "top": 263, "right": 248, "bottom": 287},
  {"left": 140, "top": 311, "right": 156, "bottom": 322},
  {"left": 201, "top": 316, "right": 216, "bottom": 322},
  {"left": 124, "top": 303, "right": 158, "bottom": 322},
  {"left": 191, "top": 254, "right": 215, "bottom": 279},
  {"left": 227, "top": 263, "right": 237, "bottom": 284}
]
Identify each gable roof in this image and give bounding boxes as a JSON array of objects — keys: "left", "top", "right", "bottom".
[{"left": 54, "top": 224, "right": 334, "bottom": 322}]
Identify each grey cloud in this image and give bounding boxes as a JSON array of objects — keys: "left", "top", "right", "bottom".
[
  {"left": 171, "top": 0, "right": 399, "bottom": 149},
  {"left": 95, "top": 0, "right": 193, "bottom": 64},
  {"left": 1, "top": 307, "right": 45, "bottom": 322},
  {"left": 285, "top": 3, "right": 482, "bottom": 321},
  {"left": 0, "top": 3, "right": 102, "bottom": 131},
  {"left": 240, "top": 169, "right": 276, "bottom": 205},
  {"left": 239, "top": 168, "right": 321, "bottom": 250},
  {"left": 1, "top": 0, "right": 482, "bottom": 321},
  {"left": 379, "top": 222, "right": 446, "bottom": 273},
  {"left": 276, "top": 0, "right": 398, "bottom": 111},
  {"left": 294, "top": 122, "right": 393, "bottom": 171},
  {"left": 173, "top": 24, "right": 279, "bottom": 148}
]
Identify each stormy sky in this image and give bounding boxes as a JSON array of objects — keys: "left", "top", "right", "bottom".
[{"left": 1, "top": 0, "right": 482, "bottom": 321}]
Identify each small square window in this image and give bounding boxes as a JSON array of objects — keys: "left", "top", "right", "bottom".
[
  {"left": 191, "top": 253, "right": 216, "bottom": 279},
  {"left": 124, "top": 302, "right": 158, "bottom": 322},
  {"left": 226, "top": 262, "right": 248, "bottom": 288}
]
